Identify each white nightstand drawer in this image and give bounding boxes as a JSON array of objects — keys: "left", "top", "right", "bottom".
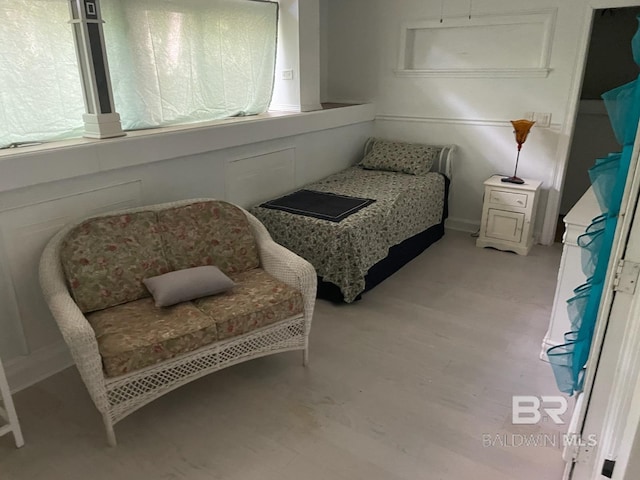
[
  {"left": 485, "top": 209, "right": 525, "bottom": 242},
  {"left": 488, "top": 189, "right": 528, "bottom": 208}
]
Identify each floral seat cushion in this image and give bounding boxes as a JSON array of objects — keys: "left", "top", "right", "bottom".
[
  {"left": 87, "top": 268, "right": 304, "bottom": 377},
  {"left": 87, "top": 298, "right": 217, "bottom": 377},
  {"left": 193, "top": 268, "right": 304, "bottom": 341}
]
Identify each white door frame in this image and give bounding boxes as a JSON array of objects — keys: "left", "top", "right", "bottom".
[
  {"left": 541, "top": 0, "right": 640, "bottom": 246},
  {"left": 561, "top": 0, "right": 640, "bottom": 469}
]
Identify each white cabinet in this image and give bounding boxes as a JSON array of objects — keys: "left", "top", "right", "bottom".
[
  {"left": 540, "top": 187, "right": 602, "bottom": 361},
  {"left": 476, "top": 175, "right": 542, "bottom": 255}
]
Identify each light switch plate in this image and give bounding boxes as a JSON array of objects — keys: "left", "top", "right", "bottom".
[{"left": 534, "top": 112, "right": 551, "bottom": 127}]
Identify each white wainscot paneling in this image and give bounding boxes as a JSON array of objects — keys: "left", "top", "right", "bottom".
[
  {"left": 0, "top": 181, "right": 142, "bottom": 391},
  {"left": 225, "top": 148, "right": 296, "bottom": 207},
  {"left": 395, "top": 10, "right": 556, "bottom": 78}
]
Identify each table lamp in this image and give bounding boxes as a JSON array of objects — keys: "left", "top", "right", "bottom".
[{"left": 502, "top": 119, "right": 535, "bottom": 184}]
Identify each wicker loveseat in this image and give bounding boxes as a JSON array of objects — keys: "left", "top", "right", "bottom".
[{"left": 39, "top": 199, "right": 316, "bottom": 446}]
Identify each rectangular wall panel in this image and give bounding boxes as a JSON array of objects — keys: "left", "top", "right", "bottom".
[
  {"left": 409, "top": 23, "right": 543, "bottom": 70},
  {"left": 225, "top": 148, "right": 296, "bottom": 207},
  {"left": 0, "top": 181, "right": 142, "bottom": 357}
]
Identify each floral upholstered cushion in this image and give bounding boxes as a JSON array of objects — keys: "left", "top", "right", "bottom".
[
  {"left": 61, "top": 212, "right": 170, "bottom": 313},
  {"left": 158, "top": 201, "right": 260, "bottom": 275},
  {"left": 194, "top": 268, "right": 304, "bottom": 341},
  {"left": 86, "top": 268, "right": 304, "bottom": 377},
  {"left": 87, "top": 298, "right": 218, "bottom": 377},
  {"left": 359, "top": 138, "right": 441, "bottom": 175}
]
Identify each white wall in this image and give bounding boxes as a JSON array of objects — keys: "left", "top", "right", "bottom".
[
  {"left": 323, "top": 0, "right": 603, "bottom": 236},
  {"left": 319, "top": 0, "right": 329, "bottom": 103},
  {"left": 0, "top": 108, "right": 374, "bottom": 391},
  {"left": 271, "top": 0, "right": 322, "bottom": 112}
]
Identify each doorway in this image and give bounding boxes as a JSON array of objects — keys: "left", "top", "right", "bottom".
[
  {"left": 553, "top": 6, "right": 640, "bottom": 480},
  {"left": 559, "top": 8, "right": 640, "bottom": 226}
]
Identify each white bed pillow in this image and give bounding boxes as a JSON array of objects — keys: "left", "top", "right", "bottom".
[
  {"left": 359, "top": 138, "right": 440, "bottom": 175},
  {"left": 143, "top": 266, "right": 235, "bottom": 307}
]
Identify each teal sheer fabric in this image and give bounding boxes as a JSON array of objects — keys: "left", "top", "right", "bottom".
[{"left": 547, "top": 17, "right": 640, "bottom": 395}]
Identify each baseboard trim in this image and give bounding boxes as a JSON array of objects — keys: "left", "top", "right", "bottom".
[
  {"left": 4, "top": 342, "right": 73, "bottom": 393},
  {"left": 446, "top": 217, "right": 480, "bottom": 233}
]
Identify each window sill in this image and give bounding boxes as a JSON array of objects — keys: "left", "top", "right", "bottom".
[{"left": 0, "top": 104, "right": 375, "bottom": 194}]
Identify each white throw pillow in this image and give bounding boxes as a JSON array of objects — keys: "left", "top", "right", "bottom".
[{"left": 143, "top": 266, "right": 235, "bottom": 307}]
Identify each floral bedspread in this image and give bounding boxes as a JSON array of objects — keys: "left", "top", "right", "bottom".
[{"left": 250, "top": 167, "right": 446, "bottom": 302}]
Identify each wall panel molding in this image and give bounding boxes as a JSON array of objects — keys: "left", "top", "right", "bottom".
[
  {"left": 0, "top": 181, "right": 142, "bottom": 391},
  {"left": 377, "top": 113, "right": 513, "bottom": 127},
  {"left": 376, "top": 113, "right": 562, "bottom": 129},
  {"left": 225, "top": 148, "right": 297, "bottom": 208},
  {"left": 395, "top": 67, "right": 551, "bottom": 78},
  {"left": 4, "top": 342, "right": 73, "bottom": 393},
  {"left": 395, "top": 10, "right": 557, "bottom": 78}
]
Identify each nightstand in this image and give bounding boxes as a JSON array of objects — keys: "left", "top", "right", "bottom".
[{"left": 476, "top": 175, "right": 542, "bottom": 255}]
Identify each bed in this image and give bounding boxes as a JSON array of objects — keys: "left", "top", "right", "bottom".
[{"left": 249, "top": 138, "right": 455, "bottom": 303}]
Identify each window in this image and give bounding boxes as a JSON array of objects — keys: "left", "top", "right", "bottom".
[
  {"left": 1, "top": 0, "right": 279, "bottom": 147},
  {"left": 0, "top": 0, "right": 85, "bottom": 148},
  {"left": 102, "top": 0, "right": 278, "bottom": 130}
]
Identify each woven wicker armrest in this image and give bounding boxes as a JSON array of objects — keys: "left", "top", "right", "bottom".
[
  {"left": 39, "top": 228, "right": 109, "bottom": 413},
  {"left": 244, "top": 210, "right": 317, "bottom": 324}
]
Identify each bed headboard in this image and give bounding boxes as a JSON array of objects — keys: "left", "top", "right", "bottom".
[{"left": 363, "top": 138, "right": 456, "bottom": 180}]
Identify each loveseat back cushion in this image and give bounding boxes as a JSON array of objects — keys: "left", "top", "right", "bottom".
[
  {"left": 158, "top": 201, "right": 260, "bottom": 275},
  {"left": 60, "top": 212, "right": 170, "bottom": 313}
]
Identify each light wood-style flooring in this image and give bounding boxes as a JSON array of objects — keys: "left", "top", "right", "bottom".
[{"left": 0, "top": 231, "right": 569, "bottom": 480}]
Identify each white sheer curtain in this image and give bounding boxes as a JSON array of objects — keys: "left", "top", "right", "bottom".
[
  {"left": 101, "top": 0, "right": 278, "bottom": 131},
  {"left": 0, "top": 0, "right": 85, "bottom": 148}
]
